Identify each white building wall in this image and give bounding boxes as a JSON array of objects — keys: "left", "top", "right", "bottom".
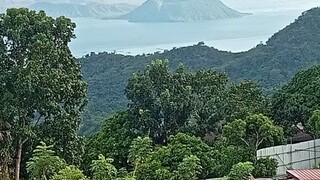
[{"left": 257, "top": 139, "right": 320, "bottom": 176}]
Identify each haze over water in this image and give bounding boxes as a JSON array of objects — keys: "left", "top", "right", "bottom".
[
  {"left": 69, "top": 10, "right": 305, "bottom": 57},
  {"left": 5, "top": 0, "right": 316, "bottom": 57}
]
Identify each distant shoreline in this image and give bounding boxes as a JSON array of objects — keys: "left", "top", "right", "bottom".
[{"left": 72, "top": 35, "right": 269, "bottom": 58}]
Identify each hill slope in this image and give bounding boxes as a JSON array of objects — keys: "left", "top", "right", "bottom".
[
  {"left": 29, "top": 2, "right": 137, "bottom": 18},
  {"left": 79, "top": 7, "right": 320, "bottom": 134},
  {"left": 122, "top": 0, "right": 248, "bottom": 22}
]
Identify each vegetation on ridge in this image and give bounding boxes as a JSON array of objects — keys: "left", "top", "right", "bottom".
[
  {"left": 1, "top": 6, "right": 320, "bottom": 180},
  {"left": 79, "top": 7, "right": 320, "bottom": 135}
]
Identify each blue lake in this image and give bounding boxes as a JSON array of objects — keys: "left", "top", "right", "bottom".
[{"left": 69, "top": 10, "right": 305, "bottom": 57}]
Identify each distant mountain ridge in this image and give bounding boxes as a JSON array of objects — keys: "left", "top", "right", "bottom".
[
  {"left": 29, "top": 2, "right": 137, "bottom": 18},
  {"left": 78, "top": 7, "right": 320, "bottom": 134},
  {"left": 122, "top": 0, "right": 248, "bottom": 22}
]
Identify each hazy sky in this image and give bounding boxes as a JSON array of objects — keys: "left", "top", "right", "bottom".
[
  {"left": 91, "top": 0, "right": 320, "bottom": 13},
  {"left": 1, "top": 0, "right": 320, "bottom": 12},
  {"left": 72, "top": 0, "right": 320, "bottom": 11}
]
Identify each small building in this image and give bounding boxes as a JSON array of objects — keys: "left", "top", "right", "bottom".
[
  {"left": 286, "top": 169, "right": 320, "bottom": 180},
  {"left": 289, "top": 131, "right": 313, "bottom": 144}
]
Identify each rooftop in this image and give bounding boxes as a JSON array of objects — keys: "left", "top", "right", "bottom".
[{"left": 287, "top": 169, "right": 320, "bottom": 180}]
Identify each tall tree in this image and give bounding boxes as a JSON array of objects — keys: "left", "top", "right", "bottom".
[
  {"left": 223, "top": 114, "right": 284, "bottom": 159},
  {"left": 84, "top": 111, "right": 135, "bottom": 173},
  {"left": 0, "top": 8, "right": 87, "bottom": 179},
  {"left": 125, "top": 60, "right": 268, "bottom": 143},
  {"left": 126, "top": 60, "right": 195, "bottom": 144},
  {"left": 271, "top": 65, "right": 320, "bottom": 134}
]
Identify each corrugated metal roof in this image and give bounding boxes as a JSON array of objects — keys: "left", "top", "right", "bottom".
[{"left": 287, "top": 169, "right": 320, "bottom": 180}]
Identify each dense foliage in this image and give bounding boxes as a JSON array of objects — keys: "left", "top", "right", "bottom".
[
  {"left": 0, "top": 8, "right": 86, "bottom": 179},
  {"left": 2, "top": 6, "right": 320, "bottom": 180},
  {"left": 227, "top": 162, "right": 254, "bottom": 180},
  {"left": 84, "top": 111, "right": 135, "bottom": 171},
  {"left": 271, "top": 65, "right": 320, "bottom": 134},
  {"left": 253, "top": 157, "right": 278, "bottom": 178},
  {"left": 27, "top": 142, "right": 66, "bottom": 180},
  {"left": 79, "top": 7, "right": 320, "bottom": 134},
  {"left": 52, "top": 165, "right": 87, "bottom": 180},
  {"left": 223, "top": 114, "right": 284, "bottom": 155},
  {"left": 125, "top": 60, "right": 268, "bottom": 143},
  {"left": 83, "top": 60, "right": 282, "bottom": 179},
  {"left": 307, "top": 110, "right": 320, "bottom": 138}
]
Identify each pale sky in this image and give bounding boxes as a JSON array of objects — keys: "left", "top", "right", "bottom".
[
  {"left": 87, "top": 0, "right": 320, "bottom": 13},
  {"left": 70, "top": 0, "right": 320, "bottom": 11},
  {"left": 1, "top": 0, "right": 320, "bottom": 12}
]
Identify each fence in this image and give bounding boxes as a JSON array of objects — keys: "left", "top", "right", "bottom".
[{"left": 257, "top": 139, "right": 320, "bottom": 176}]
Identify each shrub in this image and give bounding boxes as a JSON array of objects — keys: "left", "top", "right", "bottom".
[
  {"left": 227, "top": 162, "right": 254, "bottom": 180},
  {"left": 253, "top": 157, "right": 278, "bottom": 178}
]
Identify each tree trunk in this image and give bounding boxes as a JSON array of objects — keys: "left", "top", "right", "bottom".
[{"left": 15, "top": 138, "right": 26, "bottom": 180}]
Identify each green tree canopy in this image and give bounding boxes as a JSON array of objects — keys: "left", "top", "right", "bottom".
[
  {"left": 125, "top": 59, "right": 268, "bottom": 144},
  {"left": 307, "top": 110, "right": 320, "bottom": 137},
  {"left": 91, "top": 154, "right": 117, "bottom": 180},
  {"left": 223, "top": 114, "right": 284, "bottom": 158},
  {"left": 227, "top": 162, "right": 254, "bottom": 180},
  {"left": 252, "top": 157, "right": 278, "bottom": 178},
  {"left": 173, "top": 155, "right": 202, "bottom": 180},
  {"left": 27, "top": 142, "right": 66, "bottom": 180},
  {"left": 271, "top": 65, "right": 320, "bottom": 133},
  {"left": 130, "top": 133, "right": 217, "bottom": 179},
  {"left": 52, "top": 165, "right": 87, "bottom": 180},
  {"left": 84, "top": 111, "right": 135, "bottom": 173},
  {"left": 0, "top": 8, "right": 87, "bottom": 179}
]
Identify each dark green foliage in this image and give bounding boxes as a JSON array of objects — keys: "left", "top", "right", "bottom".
[
  {"left": 132, "top": 133, "right": 217, "bottom": 179},
  {"left": 0, "top": 8, "right": 87, "bottom": 178},
  {"left": 52, "top": 165, "right": 87, "bottom": 180},
  {"left": 5, "top": 6, "right": 320, "bottom": 179},
  {"left": 211, "top": 141, "right": 253, "bottom": 178},
  {"left": 227, "top": 162, "right": 254, "bottom": 180},
  {"left": 26, "top": 142, "right": 66, "bottom": 180},
  {"left": 0, "top": 120, "right": 11, "bottom": 179},
  {"left": 83, "top": 111, "right": 135, "bottom": 174},
  {"left": 129, "top": 136, "right": 153, "bottom": 176},
  {"left": 253, "top": 157, "right": 278, "bottom": 178},
  {"left": 79, "top": 8, "right": 320, "bottom": 134},
  {"left": 271, "top": 65, "right": 320, "bottom": 134},
  {"left": 82, "top": 60, "right": 271, "bottom": 179},
  {"left": 307, "top": 110, "right": 320, "bottom": 137},
  {"left": 223, "top": 114, "right": 284, "bottom": 157},
  {"left": 174, "top": 155, "right": 202, "bottom": 180},
  {"left": 157, "top": 133, "right": 216, "bottom": 179},
  {"left": 125, "top": 60, "right": 196, "bottom": 144},
  {"left": 91, "top": 155, "right": 117, "bottom": 180},
  {"left": 125, "top": 60, "right": 267, "bottom": 143}
]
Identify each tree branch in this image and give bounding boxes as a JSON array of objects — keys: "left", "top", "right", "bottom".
[{"left": 240, "top": 137, "right": 250, "bottom": 147}]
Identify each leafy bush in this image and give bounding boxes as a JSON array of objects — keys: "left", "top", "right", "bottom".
[
  {"left": 52, "top": 165, "right": 87, "bottom": 180},
  {"left": 91, "top": 154, "right": 117, "bottom": 180},
  {"left": 27, "top": 142, "right": 66, "bottom": 180},
  {"left": 227, "top": 162, "right": 254, "bottom": 180},
  {"left": 253, "top": 157, "right": 278, "bottom": 178}
]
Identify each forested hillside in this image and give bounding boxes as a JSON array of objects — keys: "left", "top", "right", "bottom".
[
  {"left": 79, "top": 7, "right": 320, "bottom": 134},
  {"left": 3, "top": 8, "right": 320, "bottom": 180}
]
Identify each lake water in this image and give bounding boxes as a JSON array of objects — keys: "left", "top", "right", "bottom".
[{"left": 69, "top": 10, "right": 305, "bottom": 57}]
